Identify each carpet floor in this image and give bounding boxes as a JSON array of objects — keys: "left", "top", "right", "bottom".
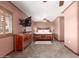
[{"left": 5, "top": 41, "right": 79, "bottom": 58}]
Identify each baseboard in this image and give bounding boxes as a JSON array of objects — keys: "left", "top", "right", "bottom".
[
  {"left": 54, "top": 37, "right": 58, "bottom": 40},
  {"left": 55, "top": 39, "right": 64, "bottom": 42},
  {"left": 64, "top": 45, "right": 79, "bottom": 55},
  {"left": 58, "top": 40, "right": 64, "bottom": 42},
  {"left": 3, "top": 49, "right": 15, "bottom": 58},
  {"left": 54, "top": 37, "right": 64, "bottom": 42},
  {"left": 24, "top": 41, "right": 32, "bottom": 49}
]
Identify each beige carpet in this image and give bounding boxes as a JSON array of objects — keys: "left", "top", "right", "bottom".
[
  {"left": 34, "top": 41, "right": 52, "bottom": 44},
  {"left": 5, "top": 41, "right": 79, "bottom": 58}
]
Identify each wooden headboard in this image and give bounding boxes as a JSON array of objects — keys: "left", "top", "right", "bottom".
[{"left": 37, "top": 27, "right": 49, "bottom": 30}]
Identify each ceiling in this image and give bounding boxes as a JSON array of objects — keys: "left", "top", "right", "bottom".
[{"left": 11, "top": 1, "right": 72, "bottom": 22}]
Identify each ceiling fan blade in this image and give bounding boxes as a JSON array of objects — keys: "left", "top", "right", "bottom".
[{"left": 59, "top": 1, "right": 64, "bottom": 6}]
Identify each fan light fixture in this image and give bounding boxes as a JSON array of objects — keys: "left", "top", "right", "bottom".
[{"left": 43, "top": 18, "right": 50, "bottom": 22}]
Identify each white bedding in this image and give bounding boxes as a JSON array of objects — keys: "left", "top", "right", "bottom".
[{"left": 34, "top": 30, "right": 52, "bottom": 34}]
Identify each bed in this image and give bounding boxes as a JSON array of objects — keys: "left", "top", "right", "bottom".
[{"left": 33, "top": 27, "right": 53, "bottom": 41}]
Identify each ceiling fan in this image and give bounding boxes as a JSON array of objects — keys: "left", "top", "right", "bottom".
[
  {"left": 59, "top": 1, "right": 64, "bottom": 6},
  {"left": 43, "top": 18, "right": 51, "bottom": 22}
]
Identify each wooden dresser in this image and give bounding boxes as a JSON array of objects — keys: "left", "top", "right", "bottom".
[
  {"left": 33, "top": 34, "right": 53, "bottom": 41},
  {"left": 15, "top": 33, "right": 33, "bottom": 51}
]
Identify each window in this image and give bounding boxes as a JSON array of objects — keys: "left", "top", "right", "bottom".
[{"left": 0, "top": 8, "right": 12, "bottom": 34}]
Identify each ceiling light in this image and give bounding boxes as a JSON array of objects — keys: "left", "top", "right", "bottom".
[{"left": 43, "top": 1, "right": 47, "bottom": 3}]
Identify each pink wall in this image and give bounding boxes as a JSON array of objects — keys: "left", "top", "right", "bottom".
[
  {"left": 32, "top": 21, "right": 54, "bottom": 32},
  {"left": 0, "top": 1, "right": 26, "bottom": 57},
  {"left": 64, "top": 2, "right": 79, "bottom": 53},
  {"left": 53, "top": 16, "right": 64, "bottom": 41},
  {"left": 53, "top": 17, "right": 59, "bottom": 39},
  {"left": 0, "top": 1, "right": 26, "bottom": 34},
  {"left": 60, "top": 17, "right": 64, "bottom": 41},
  {"left": 0, "top": 36, "right": 13, "bottom": 57}
]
